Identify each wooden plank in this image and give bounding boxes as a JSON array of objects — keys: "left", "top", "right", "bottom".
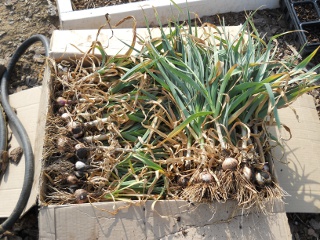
[{"left": 56, "top": 0, "right": 280, "bottom": 30}]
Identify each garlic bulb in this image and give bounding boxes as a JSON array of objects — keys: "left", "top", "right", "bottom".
[
  {"left": 222, "top": 157, "right": 238, "bottom": 171},
  {"left": 255, "top": 171, "right": 272, "bottom": 186},
  {"left": 67, "top": 121, "right": 83, "bottom": 138},
  {"left": 242, "top": 166, "right": 252, "bottom": 181},
  {"left": 56, "top": 97, "right": 69, "bottom": 106},
  {"left": 56, "top": 97, "right": 73, "bottom": 106},
  {"left": 61, "top": 112, "right": 72, "bottom": 121},
  {"left": 74, "top": 189, "right": 88, "bottom": 204},
  {"left": 67, "top": 175, "right": 79, "bottom": 185},
  {"left": 75, "top": 161, "right": 87, "bottom": 171},
  {"left": 56, "top": 136, "right": 71, "bottom": 152},
  {"left": 75, "top": 145, "right": 89, "bottom": 159},
  {"left": 199, "top": 171, "right": 213, "bottom": 183}
]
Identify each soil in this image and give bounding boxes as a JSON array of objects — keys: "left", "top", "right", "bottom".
[
  {"left": 72, "top": 0, "right": 144, "bottom": 10},
  {"left": 294, "top": 2, "right": 320, "bottom": 22},
  {"left": 0, "top": 0, "right": 59, "bottom": 94},
  {"left": 303, "top": 23, "right": 320, "bottom": 44},
  {"left": 0, "top": 0, "right": 320, "bottom": 239}
]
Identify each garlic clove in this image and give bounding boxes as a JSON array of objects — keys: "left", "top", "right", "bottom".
[{"left": 222, "top": 157, "right": 238, "bottom": 171}]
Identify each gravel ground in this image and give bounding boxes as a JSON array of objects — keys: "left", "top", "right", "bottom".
[{"left": 0, "top": 0, "right": 319, "bottom": 239}]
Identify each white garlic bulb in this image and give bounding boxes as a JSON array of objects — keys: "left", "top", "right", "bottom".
[
  {"left": 222, "top": 157, "right": 238, "bottom": 171},
  {"left": 199, "top": 171, "right": 213, "bottom": 183},
  {"left": 242, "top": 166, "right": 252, "bottom": 181},
  {"left": 75, "top": 161, "right": 87, "bottom": 171}
]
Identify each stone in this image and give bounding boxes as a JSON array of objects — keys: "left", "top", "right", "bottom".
[
  {"left": 25, "top": 75, "right": 38, "bottom": 86},
  {"left": 34, "top": 46, "right": 45, "bottom": 55},
  {"left": 47, "top": 7, "right": 57, "bottom": 17},
  {"left": 5, "top": 0, "right": 13, "bottom": 7},
  {"left": 0, "top": 58, "right": 7, "bottom": 77},
  {"left": 253, "top": 18, "right": 266, "bottom": 27},
  {"left": 15, "top": 85, "right": 28, "bottom": 92},
  {"left": 33, "top": 53, "right": 44, "bottom": 63},
  {"left": 309, "top": 219, "right": 320, "bottom": 230},
  {"left": 307, "top": 228, "right": 319, "bottom": 238},
  {"left": 0, "top": 31, "right": 7, "bottom": 38},
  {"left": 9, "top": 147, "right": 23, "bottom": 164}
]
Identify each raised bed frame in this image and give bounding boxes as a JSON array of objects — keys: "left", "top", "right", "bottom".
[{"left": 56, "top": 0, "right": 280, "bottom": 30}]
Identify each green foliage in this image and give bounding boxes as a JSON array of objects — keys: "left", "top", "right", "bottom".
[
  {"left": 98, "top": 10, "right": 319, "bottom": 204},
  {"left": 125, "top": 12, "right": 320, "bottom": 149}
]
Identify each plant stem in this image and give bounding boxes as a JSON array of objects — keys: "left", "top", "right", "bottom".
[
  {"left": 83, "top": 118, "right": 108, "bottom": 128},
  {"left": 97, "top": 146, "right": 146, "bottom": 153},
  {"left": 83, "top": 133, "right": 109, "bottom": 142},
  {"left": 241, "top": 126, "right": 248, "bottom": 150},
  {"left": 253, "top": 125, "right": 265, "bottom": 163},
  {"left": 215, "top": 120, "right": 227, "bottom": 150}
]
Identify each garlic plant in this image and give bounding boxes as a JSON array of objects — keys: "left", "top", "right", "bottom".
[
  {"left": 123, "top": 11, "right": 319, "bottom": 209},
  {"left": 42, "top": 11, "right": 319, "bottom": 212}
]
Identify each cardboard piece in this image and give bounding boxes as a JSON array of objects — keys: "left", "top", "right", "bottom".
[
  {"left": 269, "top": 94, "right": 320, "bottom": 213},
  {"left": 39, "top": 201, "right": 291, "bottom": 239},
  {"left": 0, "top": 86, "right": 42, "bottom": 217},
  {"left": 56, "top": 0, "right": 280, "bottom": 30}
]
